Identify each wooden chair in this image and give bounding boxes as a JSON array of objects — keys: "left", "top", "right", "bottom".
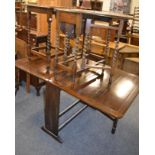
[
  {"left": 54, "top": 10, "right": 121, "bottom": 90},
  {"left": 54, "top": 10, "right": 83, "bottom": 81},
  {"left": 15, "top": 30, "right": 47, "bottom": 96},
  {"left": 79, "top": 24, "right": 120, "bottom": 87}
]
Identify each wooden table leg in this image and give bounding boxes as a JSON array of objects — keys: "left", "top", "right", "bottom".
[
  {"left": 111, "top": 118, "right": 118, "bottom": 134},
  {"left": 26, "top": 73, "right": 30, "bottom": 93},
  {"left": 42, "top": 82, "right": 62, "bottom": 143},
  {"left": 15, "top": 67, "right": 20, "bottom": 96}
]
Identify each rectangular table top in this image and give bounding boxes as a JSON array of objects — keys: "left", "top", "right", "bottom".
[
  {"left": 16, "top": 57, "right": 139, "bottom": 119},
  {"left": 55, "top": 8, "right": 133, "bottom": 20},
  {"left": 26, "top": 4, "right": 133, "bottom": 20}
]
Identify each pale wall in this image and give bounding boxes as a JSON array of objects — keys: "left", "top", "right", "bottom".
[
  {"left": 102, "top": 0, "right": 139, "bottom": 13},
  {"left": 130, "top": 0, "right": 139, "bottom": 13}
]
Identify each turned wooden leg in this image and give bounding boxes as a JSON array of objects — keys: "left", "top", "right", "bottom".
[{"left": 111, "top": 119, "right": 118, "bottom": 134}]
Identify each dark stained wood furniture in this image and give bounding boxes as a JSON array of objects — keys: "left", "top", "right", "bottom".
[
  {"left": 15, "top": 31, "right": 48, "bottom": 96},
  {"left": 53, "top": 8, "right": 132, "bottom": 89},
  {"left": 16, "top": 57, "right": 139, "bottom": 142},
  {"left": 20, "top": 4, "right": 56, "bottom": 93},
  {"left": 26, "top": 4, "right": 55, "bottom": 63},
  {"left": 25, "top": 5, "right": 132, "bottom": 94},
  {"left": 55, "top": 8, "right": 133, "bottom": 64},
  {"left": 55, "top": 7, "right": 133, "bottom": 28},
  {"left": 16, "top": 5, "right": 138, "bottom": 142}
]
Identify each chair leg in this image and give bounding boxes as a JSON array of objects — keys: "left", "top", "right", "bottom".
[
  {"left": 15, "top": 83, "right": 19, "bottom": 96},
  {"left": 15, "top": 67, "right": 20, "bottom": 96},
  {"left": 35, "top": 81, "right": 46, "bottom": 96},
  {"left": 111, "top": 118, "right": 118, "bottom": 134},
  {"left": 36, "top": 86, "right": 41, "bottom": 96}
]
